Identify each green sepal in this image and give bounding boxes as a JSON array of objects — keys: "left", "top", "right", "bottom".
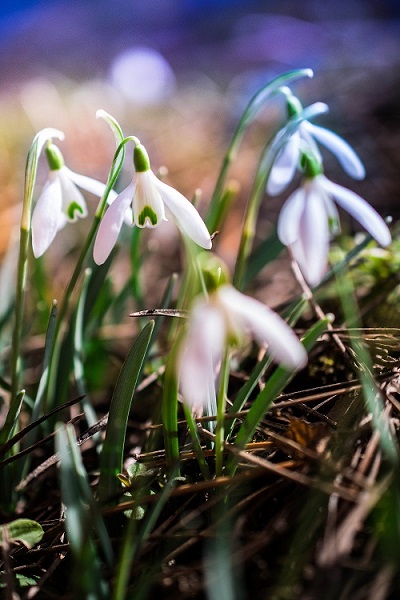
[
  {"left": 134, "top": 143, "right": 151, "bottom": 173},
  {"left": 197, "top": 251, "right": 230, "bottom": 293},
  {"left": 301, "top": 151, "right": 323, "bottom": 178},
  {"left": 45, "top": 143, "right": 64, "bottom": 171}
]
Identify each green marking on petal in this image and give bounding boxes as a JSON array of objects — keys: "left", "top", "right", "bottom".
[
  {"left": 328, "top": 216, "right": 340, "bottom": 232},
  {"left": 138, "top": 205, "right": 158, "bottom": 226},
  {"left": 67, "top": 201, "right": 84, "bottom": 220}
]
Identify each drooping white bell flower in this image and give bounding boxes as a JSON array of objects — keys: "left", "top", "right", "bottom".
[
  {"left": 178, "top": 284, "right": 308, "bottom": 411},
  {"left": 32, "top": 143, "right": 113, "bottom": 258},
  {"left": 267, "top": 93, "right": 365, "bottom": 196},
  {"left": 277, "top": 157, "right": 391, "bottom": 287},
  {"left": 93, "top": 142, "right": 212, "bottom": 265}
]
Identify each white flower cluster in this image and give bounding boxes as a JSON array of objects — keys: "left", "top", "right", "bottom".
[
  {"left": 268, "top": 92, "right": 391, "bottom": 286},
  {"left": 29, "top": 78, "right": 392, "bottom": 413}
]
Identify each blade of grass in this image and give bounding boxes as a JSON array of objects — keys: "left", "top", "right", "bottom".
[
  {"left": 161, "top": 332, "right": 181, "bottom": 471},
  {"left": 182, "top": 403, "right": 211, "bottom": 480},
  {"left": 112, "top": 467, "right": 178, "bottom": 600},
  {"left": 72, "top": 268, "right": 97, "bottom": 430},
  {"left": 226, "top": 317, "right": 330, "bottom": 475},
  {"left": 336, "top": 268, "right": 399, "bottom": 466},
  {"left": 56, "top": 424, "right": 112, "bottom": 599},
  {"left": 227, "top": 297, "right": 308, "bottom": 438},
  {"left": 98, "top": 320, "right": 155, "bottom": 504}
]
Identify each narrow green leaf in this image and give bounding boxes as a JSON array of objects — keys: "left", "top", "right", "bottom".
[
  {"left": 227, "top": 297, "right": 308, "bottom": 438},
  {"left": 227, "top": 317, "right": 329, "bottom": 475},
  {"left": 162, "top": 325, "right": 183, "bottom": 472},
  {"left": 336, "top": 270, "right": 399, "bottom": 465},
  {"left": 98, "top": 321, "right": 155, "bottom": 503},
  {"left": 113, "top": 467, "right": 178, "bottom": 600},
  {"left": 56, "top": 425, "right": 110, "bottom": 598},
  {"left": 72, "top": 269, "right": 98, "bottom": 430}
]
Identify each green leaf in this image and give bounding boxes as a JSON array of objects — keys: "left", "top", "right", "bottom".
[
  {"left": 0, "top": 518, "right": 44, "bottom": 549},
  {"left": 56, "top": 425, "right": 110, "bottom": 599},
  {"left": 98, "top": 320, "right": 155, "bottom": 503}
]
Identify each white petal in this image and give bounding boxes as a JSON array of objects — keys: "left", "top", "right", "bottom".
[
  {"left": 267, "top": 131, "right": 301, "bottom": 196},
  {"left": 178, "top": 301, "right": 225, "bottom": 411},
  {"left": 321, "top": 177, "right": 391, "bottom": 247},
  {"left": 304, "top": 122, "right": 365, "bottom": 180},
  {"left": 66, "top": 167, "right": 117, "bottom": 203},
  {"left": 58, "top": 168, "right": 88, "bottom": 221},
  {"left": 277, "top": 187, "right": 306, "bottom": 245},
  {"left": 93, "top": 183, "right": 134, "bottom": 265},
  {"left": 218, "top": 286, "right": 307, "bottom": 369},
  {"left": 154, "top": 176, "right": 212, "bottom": 249},
  {"left": 133, "top": 171, "right": 166, "bottom": 228},
  {"left": 295, "top": 185, "right": 330, "bottom": 286},
  {"left": 32, "top": 176, "right": 63, "bottom": 258}
]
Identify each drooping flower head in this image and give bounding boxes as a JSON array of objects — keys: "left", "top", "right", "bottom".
[
  {"left": 277, "top": 153, "right": 391, "bottom": 286},
  {"left": 32, "top": 141, "right": 112, "bottom": 258},
  {"left": 93, "top": 141, "right": 212, "bottom": 265},
  {"left": 178, "top": 256, "right": 307, "bottom": 411},
  {"left": 267, "top": 89, "right": 366, "bottom": 196}
]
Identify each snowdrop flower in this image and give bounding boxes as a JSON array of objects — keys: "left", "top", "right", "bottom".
[
  {"left": 267, "top": 92, "right": 365, "bottom": 196},
  {"left": 93, "top": 142, "right": 212, "bottom": 265},
  {"left": 32, "top": 143, "right": 113, "bottom": 258},
  {"left": 277, "top": 155, "right": 391, "bottom": 287},
  {"left": 178, "top": 284, "right": 307, "bottom": 411}
]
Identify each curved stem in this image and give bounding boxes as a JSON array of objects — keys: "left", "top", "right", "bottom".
[
  {"left": 233, "top": 102, "right": 328, "bottom": 291},
  {"left": 46, "top": 137, "right": 134, "bottom": 409}
]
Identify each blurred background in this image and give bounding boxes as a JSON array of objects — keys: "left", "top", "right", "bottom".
[{"left": 0, "top": 0, "right": 399, "bottom": 304}]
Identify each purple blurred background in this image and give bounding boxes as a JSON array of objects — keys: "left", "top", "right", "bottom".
[{"left": 0, "top": 0, "right": 399, "bottom": 267}]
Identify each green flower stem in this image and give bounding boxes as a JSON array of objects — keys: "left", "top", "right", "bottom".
[
  {"left": 183, "top": 404, "right": 211, "bottom": 480},
  {"left": 130, "top": 226, "right": 143, "bottom": 309},
  {"left": 162, "top": 332, "right": 182, "bottom": 472},
  {"left": 233, "top": 101, "right": 328, "bottom": 291},
  {"left": 206, "top": 68, "right": 313, "bottom": 233},
  {"left": 46, "top": 136, "right": 137, "bottom": 409},
  {"left": 2, "top": 128, "right": 63, "bottom": 443},
  {"left": 215, "top": 349, "right": 231, "bottom": 478}
]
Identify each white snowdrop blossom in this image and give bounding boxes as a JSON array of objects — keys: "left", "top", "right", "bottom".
[
  {"left": 178, "top": 285, "right": 308, "bottom": 411},
  {"left": 32, "top": 143, "right": 113, "bottom": 258},
  {"left": 267, "top": 95, "right": 365, "bottom": 196},
  {"left": 93, "top": 142, "right": 212, "bottom": 265},
  {"left": 277, "top": 171, "right": 392, "bottom": 287}
]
